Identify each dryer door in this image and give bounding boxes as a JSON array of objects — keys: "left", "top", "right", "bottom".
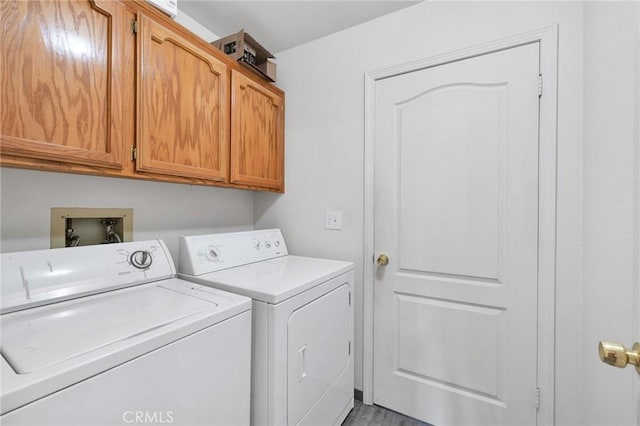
[{"left": 287, "top": 283, "right": 351, "bottom": 425}]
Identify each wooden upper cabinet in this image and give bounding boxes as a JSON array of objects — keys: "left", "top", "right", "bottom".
[
  {"left": 0, "top": 0, "right": 126, "bottom": 169},
  {"left": 136, "top": 12, "right": 229, "bottom": 182},
  {"left": 230, "top": 70, "right": 284, "bottom": 191},
  {"left": 1, "top": 0, "right": 285, "bottom": 191}
]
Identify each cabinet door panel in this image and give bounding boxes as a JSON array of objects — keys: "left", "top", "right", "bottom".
[
  {"left": 137, "top": 13, "right": 229, "bottom": 182},
  {"left": 0, "top": 0, "right": 125, "bottom": 169},
  {"left": 231, "top": 70, "right": 284, "bottom": 191}
]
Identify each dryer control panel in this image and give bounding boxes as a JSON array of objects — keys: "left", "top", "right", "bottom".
[{"left": 179, "top": 229, "right": 288, "bottom": 276}]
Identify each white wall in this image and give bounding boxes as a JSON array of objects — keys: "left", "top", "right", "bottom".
[
  {"left": 0, "top": 10, "right": 253, "bottom": 262},
  {"left": 174, "top": 8, "right": 219, "bottom": 42},
  {"left": 582, "top": 2, "right": 640, "bottom": 425},
  {"left": 254, "top": 1, "right": 585, "bottom": 424},
  {"left": 0, "top": 168, "right": 253, "bottom": 260}
]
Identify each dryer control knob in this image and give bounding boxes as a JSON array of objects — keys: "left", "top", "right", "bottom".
[{"left": 206, "top": 247, "right": 220, "bottom": 262}]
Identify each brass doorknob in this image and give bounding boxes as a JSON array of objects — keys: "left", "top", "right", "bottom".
[
  {"left": 598, "top": 341, "right": 640, "bottom": 374},
  {"left": 377, "top": 254, "right": 389, "bottom": 266}
]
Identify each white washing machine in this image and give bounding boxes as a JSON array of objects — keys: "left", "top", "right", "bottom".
[
  {"left": 1, "top": 240, "right": 252, "bottom": 426},
  {"left": 178, "top": 229, "right": 354, "bottom": 426}
]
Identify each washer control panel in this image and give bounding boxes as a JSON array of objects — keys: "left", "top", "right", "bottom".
[
  {"left": 179, "top": 229, "right": 288, "bottom": 276},
  {"left": 1, "top": 240, "right": 176, "bottom": 314}
]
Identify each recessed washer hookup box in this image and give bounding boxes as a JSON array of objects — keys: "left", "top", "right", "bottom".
[{"left": 211, "top": 29, "right": 277, "bottom": 82}]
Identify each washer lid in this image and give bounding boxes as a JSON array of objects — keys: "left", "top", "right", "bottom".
[
  {"left": 1, "top": 280, "right": 223, "bottom": 374},
  {"left": 181, "top": 255, "right": 354, "bottom": 304}
]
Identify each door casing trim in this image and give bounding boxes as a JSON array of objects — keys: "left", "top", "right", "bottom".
[
  {"left": 362, "top": 25, "right": 558, "bottom": 425},
  {"left": 634, "top": 3, "right": 640, "bottom": 421}
]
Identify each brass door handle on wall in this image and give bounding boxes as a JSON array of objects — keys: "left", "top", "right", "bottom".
[
  {"left": 377, "top": 254, "right": 389, "bottom": 266},
  {"left": 598, "top": 341, "right": 640, "bottom": 374}
]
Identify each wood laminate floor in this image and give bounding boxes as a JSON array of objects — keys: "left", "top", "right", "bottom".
[{"left": 342, "top": 400, "right": 432, "bottom": 426}]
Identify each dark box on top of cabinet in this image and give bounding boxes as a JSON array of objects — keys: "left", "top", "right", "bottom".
[{"left": 211, "top": 29, "right": 277, "bottom": 82}]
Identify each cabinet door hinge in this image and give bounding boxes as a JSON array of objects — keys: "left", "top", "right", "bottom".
[
  {"left": 131, "top": 146, "right": 137, "bottom": 161},
  {"left": 536, "top": 387, "right": 541, "bottom": 409},
  {"left": 131, "top": 19, "right": 138, "bottom": 34},
  {"left": 538, "top": 74, "right": 543, "bottom": 97}
]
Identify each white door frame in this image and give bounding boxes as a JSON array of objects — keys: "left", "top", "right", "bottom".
[
  {"left": 634, "top": 3, "right": 640, "bottom": 419},
  {"left": 362, "top": 25, "right": 558, "bottom": 425}
]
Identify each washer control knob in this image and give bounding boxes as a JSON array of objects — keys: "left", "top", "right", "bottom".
[
  {"left": 130, "top": 250, "right": 153, "bottom": 269},
  {"left": 274, "top": 240, "right": 281, "bottom": 247},
  {"left": 264, "top": 241, "right": 272, "bottom": 249}
]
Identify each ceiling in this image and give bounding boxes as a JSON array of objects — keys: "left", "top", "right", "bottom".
[{"left": 178, "top": 1, "right": 421, "bottom": 54}]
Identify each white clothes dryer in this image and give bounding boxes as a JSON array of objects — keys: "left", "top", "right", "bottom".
[
  {"left": 1, "top": 240, "right": 251, "bottom": 426},
  {"left": 179, "top": 229, "right": 354, "bottom": 426}
]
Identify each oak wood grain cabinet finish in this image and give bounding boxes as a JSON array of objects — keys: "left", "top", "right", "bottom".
[
  {"left": 231, "top": 70, "right": 284, "bottom": 191},
  {"left": 0, "top": 0, "right": 126, "bottom": 169},
  {"left": 1, "top": 0, "right": 285, "bottom": 192},
  {"left": 136, "top": 12, "right": 229, "bottom": 182}
]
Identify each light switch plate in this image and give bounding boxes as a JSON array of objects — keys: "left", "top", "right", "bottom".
[{"left": 325, "top": 210, "right": 342, "bottom": 230}]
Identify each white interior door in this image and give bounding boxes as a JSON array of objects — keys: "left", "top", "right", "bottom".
[
  {"left": 585, "top": 3, "right": 640, "bottom": 424},
  {"left": 373, "top": 42, "right": 541, "bottom": 425}
]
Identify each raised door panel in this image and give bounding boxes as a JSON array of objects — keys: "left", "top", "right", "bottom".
[
  {"left": 230, "top": 70, "right": 284, "bottom": 191},
  {"left": 136, "top": 13, "right": 229, "bottom": 182},
  {"left": 0, "top": 0, "right": 125, "bottom": 169}
]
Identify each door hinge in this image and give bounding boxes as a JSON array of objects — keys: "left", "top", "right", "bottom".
[
  {"left": 131, "top": 19, "right": 138, "bottom": 34},
  {"left": 131, "top": 146, "right": 137, "bottom": 161},
  {"left": 348, "top": 291, "right": 351, "bottom": 306},
  {"left": 348, "top": 341, "right": 351, "bottom": 355},
  {"left": 536, "top": 387, "right": 541, "bottom": 409},
  {"left": 538, "top": 74, "right": 543, "bottom": 97}
]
